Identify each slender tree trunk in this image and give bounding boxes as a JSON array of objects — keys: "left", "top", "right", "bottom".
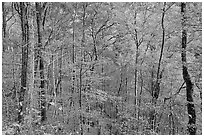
[
  {"left": 59, "top": 44, "right": 63, "bottom": 117},
  {"left": 68, "top": 4, "right": 77, "bottom": 132},
  {"left": 181, "top": 2, "right": 196, "bottom": 135},
  {"left": 35, "top": 2, "right": 46, "bottom": 122},
  {"left": 2, "top": 2, "right": 6, "bottom": 37},
  {"left": 2, "top": 2, "right": 7, "bottom": 52},
  {"left": 90, "top": 13, "right": 98, "bottom": 72},
  {"left": 78, "top": 3, "right": 87, "bottom": 135},
  {"left": 52, "top": 54, "right": 57, "bottom": 118},
  {"left": 149, "top": 2, "right": 166, "bottom": 131},
  {"left": 28, "top": 14, "right": 36, "bottom": 133},
  {"left": 118, "top": 70, "right": 123, "bottom": 96},
  {"left": 18, "top": 2, "right": 29, "bottom": 124},
  {"left": 47, "top": 54, "right": 54, "bottom": 111},
  {"left": 133, "top": 10, "right": 139, "bottom": 119},
  {"left": 71, "top": 4, "right": 76, "bottom": 109},
  {"left": 169, "top": 101, "right": 175, "bottom": 135},
  {"left": 137, "top": 70, "right": 143, "bottom": 132},
  {"left": 91, "top": 19, "right": 98, "bottom": 62},
  {"left": 12, "top": 44, "right": 17, "bottom": 100},
  {"left": 125, "top": 74, "right": 128, "bottom": 102}
]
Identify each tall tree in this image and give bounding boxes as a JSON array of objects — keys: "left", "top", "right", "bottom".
[
  {"left": 18, "top": 2, "right": 29, "bottom": 124},
  {"left": 133, "top": 9, "right": 139, "bottom": 118},
  {"left": 2, "top": 2, "right": 6, "bottom": 37},
  {"left": 71, "top": 3, "right": 76, "bottom": 108},
  {"left": 181, "top": 2, "right": 196, "bottom": 135},
  {"left": 78, "top": 3, "right": 87, "bottom": 135},
  {"left": 149, "top": 2, "right": 166, "bottom": 131},
  {"left": 35, "top": 2, "right": 46, "bottom": 122},
  {"left": 2, "top": 2, "right": 7, "bottom": 51}
]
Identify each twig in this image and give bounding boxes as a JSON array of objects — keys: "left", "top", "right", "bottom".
[{"left": 164, "top": 81, "right": 185, "bottom": 103}]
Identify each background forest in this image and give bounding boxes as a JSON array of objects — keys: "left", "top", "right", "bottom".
[{"left": 1, "top": 2, "right": 202, "bottom": 135}]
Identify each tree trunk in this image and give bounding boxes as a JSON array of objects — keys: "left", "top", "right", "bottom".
[
  {"left": 35, "top": 2, "right": 46, "bottom": 122},
  {"left": 2, "top": 2, "right": 7, "bottom": 52},
  {"left": 150, "top": 2, "right": 166, "bottom": 131},
  {"left": 133, "top": 10, "right": 139, "bottom": 118},
  {"left": 2, "top": 2, "right": 6, "bottom": 36},
  {"left": 181, "top": 2, "right": 196, "bottom": 135},
  {"left": 2, "top": 2, "right": 7, "bottom": 51},
  {"left": 78, "top": 3, "right": 86, "bottom": 135},
  {"left": 2, "top": 2, "right": 6, "bottom": 38},
  {"left": 137, "top": 70, "right": 143, "bottom": 132},
  {"left": 18, "top": 2, "right": 29, "bottom": 124},
  {"left": 71, "top": 4, "right": 76, "bottom": 108},
  {"left": 28, "top": 12, "right": 36, "bottom": 133}
]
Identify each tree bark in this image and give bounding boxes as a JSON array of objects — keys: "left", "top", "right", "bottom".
[
  {"left": 78, "top": 3, "right": 86, "bottom": 135},
  {"left": 133, "top": 10, "right": 139, "bottom": 118},
  {"left": 18, "top": 2, "right": 29, "bottom": 124},
  {"left": 181, "top": 2, "right": 196, "bottom": 135},
  {"left": 2, "top": 2, "right": 7, "bottom": 51},
  {"left": 35, "top": 2, "right": 46, "bottom": 122},
  {"left": 71, "top": 4, "right": 76, "bottom": 108},
  {"left": 137, "top": 70, "right": 143, "bottom": 132},
  {"left": 2, "top": 2, "right": 6, "bottom": 37}
]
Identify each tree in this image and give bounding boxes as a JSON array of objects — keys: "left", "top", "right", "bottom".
[
  {"left": 2, "top": 2, "right": 202, "bottom": 135},
  {"left": 17, "top": 2, "right": 29, "bottom": 124},
  {"left": 181, "top": 2, "right": 196, "bottom": 135},
  {"left": 149, "top": 2, "right": 166, "bottom": 131},
  {"left": 2, "top": 2, "right": 6, "bottom": 38},
  {"left": 35, "top": 2, "right": 47, "bottom": 122}
]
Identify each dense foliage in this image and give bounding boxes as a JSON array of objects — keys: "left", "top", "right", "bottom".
[{"left": 2, "top": 2, "right": 202, "bottom": 135}]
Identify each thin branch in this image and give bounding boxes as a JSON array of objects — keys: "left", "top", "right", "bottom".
[
  {"left": 164, "top": 81, "right": 185, "bottom": 103},
  {"left": 157, "top": 2, "right": 166, "bottom": 78}
]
